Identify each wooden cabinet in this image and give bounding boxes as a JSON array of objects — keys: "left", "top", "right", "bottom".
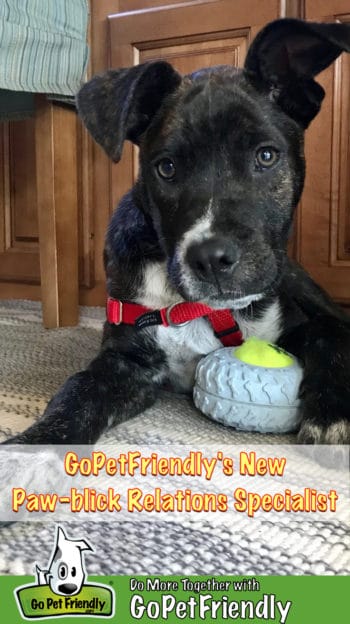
[
  {"left": 0, "top": 0, "right": 349, "bottom": 312},
  {"left": 0, "top": 119, "right": 40, "bottom": 288},
  {"left": 107, "top": 0, "right": 280, "bottom": 211},
  {"left": 295, "top": 0, "right": 350, "bottom": 304},
  {"left": 0, "top": 101, "right": 92, "bottom": 324}
]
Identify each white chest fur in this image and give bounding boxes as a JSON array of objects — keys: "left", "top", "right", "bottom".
[
  {"left": 140, "top": 261, "right": 178, "bottom": 308},
  {"left": 156, "top": 319, "right": 222, "bottom": 392},
  {"left": 236, "top": 299, "right": 282, "bottom": 344},
  {"left": 138, "top": 262, "right": 283, "bottom": 392}
]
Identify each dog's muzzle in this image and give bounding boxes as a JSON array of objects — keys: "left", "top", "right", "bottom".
[{"left": 186, "top": 237, "right": 240, "bottom": 284}]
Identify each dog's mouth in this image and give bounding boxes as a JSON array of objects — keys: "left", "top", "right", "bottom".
[
  {"left": 224, "top": 292, "right": 263, "bottom": 309},
  {"left": 193, "top": 291, "right": 263, "bottom": 310},
  {"left": 168, "top": 253, "right": 276, "bottom": 309},
  {"left": 168, "top": 231, "right": 281, "bottom": 309},
  {"left": 168, "top": 266, "right": 265, "bottom": 309}
]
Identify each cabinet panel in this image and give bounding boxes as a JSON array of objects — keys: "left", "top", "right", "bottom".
[
  {"left": 140, "top": 31, "right": 249, "bottom": 72},
  {"left": 331, "top": 50, "right": 350, "bottom": 264},
  {"left": 296, "top": 4, "right": 350, "bottom": 303},
  {"left": 0, "top": 109, "right": 94, "bottom": 290},
  {"left": 9, "top": 121, "right": 39, "bottom": 242},
  {"left": 108, "top": 0, "right": 280, "bottom": 210},
  {"left": 306, "top": 0, "right": 350, "bottom": 15},
  {"left": 0, "top": 121, "right": 40, "bottom": 283}
]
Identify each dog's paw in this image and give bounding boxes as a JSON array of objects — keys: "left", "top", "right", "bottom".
[
  {"left": 298, "top": 419, "right": 350, "bottom": 444},
  {"left": 297, "top": 420, "right": 350, "bottom": 470},
  {"left": 297, "top": 375, "right": 350, "bottom": 445}
]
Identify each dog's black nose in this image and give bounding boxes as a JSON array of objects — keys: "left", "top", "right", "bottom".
[
  {"left": 186, "top": 238, "right": 239, "bottom": 282},
  {"left": 58, "top": 583, "right": 78, "bottom": 595}
]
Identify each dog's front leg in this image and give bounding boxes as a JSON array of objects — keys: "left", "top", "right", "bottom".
[
  {"left": 5, "top": 330, "right": 166, "bottom": 444},
  {"left": 279, "top": 316, "right": 350, "bottom": 444}
]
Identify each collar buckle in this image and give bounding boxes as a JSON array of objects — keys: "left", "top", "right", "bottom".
[
  {"left": 165, "top": 302, "right": 190, "bottom": 327},
  {"left": 107, "top": 298, "right": 123, "bottom": 325}
]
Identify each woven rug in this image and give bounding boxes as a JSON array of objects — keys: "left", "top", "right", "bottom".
[{"left": 0, "top": 300, "right": 348, "bottom": 576}]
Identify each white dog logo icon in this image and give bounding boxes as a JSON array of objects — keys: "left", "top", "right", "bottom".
[{"left": 36, "top": 526, "right": 93, "bottom": 596}]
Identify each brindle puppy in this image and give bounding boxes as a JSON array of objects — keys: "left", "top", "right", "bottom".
[{"left": 7, "top": 19, "right": 350, "bottom": 445}]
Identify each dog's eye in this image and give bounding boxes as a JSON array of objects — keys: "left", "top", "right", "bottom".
[
  {"left": 255, "top": 147, "right": 279, "bottom": 169},
  {"left": 156, "top": 158, "right": 176, "bottom": 180},
  {"left": 58, "top": 563, "right": 68, "bottom": 580}
]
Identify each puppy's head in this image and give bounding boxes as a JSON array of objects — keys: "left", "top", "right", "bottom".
[{"left": 77, "top": 19, "right": 350, "bottom": 308}]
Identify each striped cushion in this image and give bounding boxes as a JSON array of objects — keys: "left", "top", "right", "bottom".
[{"left": 0, "top": 0, "right": 89, "bottom": 95}]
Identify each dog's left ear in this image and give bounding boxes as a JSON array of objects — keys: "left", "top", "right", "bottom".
[
  {"left": 245, "top": 18, "right": 350, "bottom": 127},
  {"left": 76, "top": 61, "right": 181, "bottom": 162}
]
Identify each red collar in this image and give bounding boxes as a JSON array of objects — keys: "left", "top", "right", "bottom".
[{"left": 107, "top": 297, "right": 243, "bottom": 347}]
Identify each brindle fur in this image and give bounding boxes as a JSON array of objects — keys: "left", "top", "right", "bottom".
[{"left": 6, "top": 19, "right": 350, "bottom": 445}]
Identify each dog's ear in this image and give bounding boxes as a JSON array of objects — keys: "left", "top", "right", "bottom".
[
  {"left": 244, "top": 18, "right": 350, "bottom": 128},
  {"left": 76, "top": 61, "right": 181, "bottom": 162}
]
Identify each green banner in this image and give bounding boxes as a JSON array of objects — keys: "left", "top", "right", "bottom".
[
  {"left": 0, "top": 575, "right": 348, "bottom": 623},
  {"left": 16, "top": 583, "right": 113, "bottom": 618}
]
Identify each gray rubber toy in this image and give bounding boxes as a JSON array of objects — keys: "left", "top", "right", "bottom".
[{"left": 193, "top": 346, "right": 303, "bottom": 433}]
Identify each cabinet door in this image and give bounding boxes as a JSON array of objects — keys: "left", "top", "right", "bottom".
[
  {"left": 296, "top": 0, "right": 350, "bottom": 304},
  {"left": 0, "top": 109, "right": 93, "bottom": 299},
  {"left": 107, "top": 0, "right": 281, "bottom": 210},
  {"left": 0, "top": 120, "right": 40, "bottom": 286}
]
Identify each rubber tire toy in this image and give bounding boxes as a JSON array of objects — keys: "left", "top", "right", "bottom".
[{"left": 193, "top": 337, "right": 303, "bottom": 434}]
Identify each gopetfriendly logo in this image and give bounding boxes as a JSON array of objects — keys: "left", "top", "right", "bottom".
[{"left": 15, "top": 525, "right": 115, "bottom": 619}]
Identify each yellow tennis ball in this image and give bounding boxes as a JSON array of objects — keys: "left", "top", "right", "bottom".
[{"left": 234, "top": 337, "right": 294, "bottom": 368}]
